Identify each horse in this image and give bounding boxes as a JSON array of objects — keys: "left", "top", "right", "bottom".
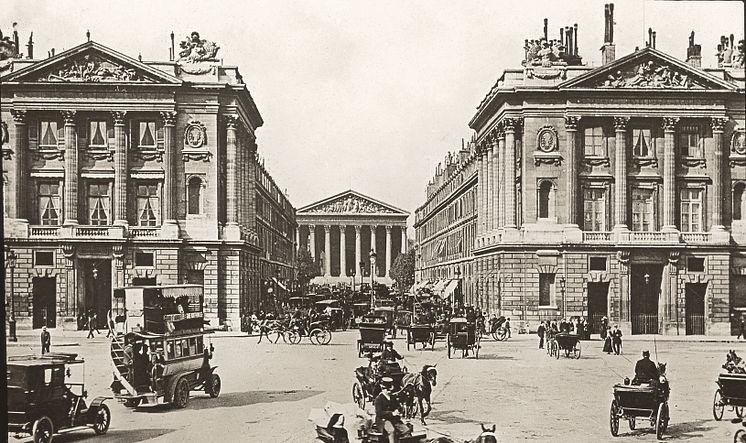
[
  {"left": 401, "top": 365, "right": 437, "bottom": 424},
  {"left": 427, "top": 424, "right": 498, "bottom": 443}
]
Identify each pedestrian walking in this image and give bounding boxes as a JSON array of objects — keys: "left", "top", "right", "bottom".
[
  {"left": 600, "top": 316, "right": 609, "bottom": 339},
  {"left": 602, "top": 326, "right": 613, "bottom": 354},
  {"left": 87, "top": 311, "right": 96, "bottom": 339},
  {"left": 737, "top": 315, "right": 746, "bottom": 340},
  {"left": 40, "top": 326, "right": 51, "bottom": 354},
  {"left": 504, "top": 318, "right": 511, "bottom": 339},
  {"left": 537, "top": 321, "right": 546, "bottom": 349},
  {"left": 611, "top": 324, "right": 623, "bottom": 355}
]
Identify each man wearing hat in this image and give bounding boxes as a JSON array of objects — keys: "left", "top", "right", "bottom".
[
  {"left": 610, "top": 324, "right": 623, "bottom": 355},
  {"left": 634, "top": 350, "right": 659, "bottom": 384},
  {"left": 375, "top": 377, "right": 409, "bottom": 443}
]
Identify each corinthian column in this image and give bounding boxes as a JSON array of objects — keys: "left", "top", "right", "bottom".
[
  {"left": 11, "top": 110, "right": 27, "bottom": 221},
  {"left": 486, "top": 135, "right": 495, "bottom": 233},
  {"left": 385, "top": 225, "right": 392, "bottom": 277},
  {"left": 400, "top": 226, "right": 407, "bottom": 254},
  {"left": 160, "top": 111, "right": 177, "bottom": 224},
  {"left": 62, "top": 111, "right": 78, "bottom": 226},
  {"left": 662, "top": 117, "right": 679, "bottom": 231},
  {"left": 111, "top": 111, "right": 128, "bottom": 225},
  {"left": 613, "top": 117, "right": 630, "bottom": 230},
  {"left": 309, "top": 225, "right": 316, "bottom": 259},
  {"left": 477, "top": 145, "right": 485, "bottom": 236},
  {"left": 498, "top": 129, "right": 506, "bottom": 228},
  {"left": 339, "top": 225, "right": 347, "bottom": 277},
  {"left": 224, "top": 115, "right": 240, "bottom": 240},
  {"left": 355, "top": 225, "right": 362, "bottom": 277},
  {"left": 503, "top": 118, "right": 520, "bottom": 229},
  {"left": 324, "top": 225, "right": 331, "bottom": 277},
  {"left": 711, "top": 117, "right": 727, "bottom": 231},
  {"left": 564, "top": 116, "right": 580, "bottom": 227}
]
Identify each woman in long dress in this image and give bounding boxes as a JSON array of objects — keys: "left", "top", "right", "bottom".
[{"left": 602, "top": 326, "right": 613, "bottom": 354}]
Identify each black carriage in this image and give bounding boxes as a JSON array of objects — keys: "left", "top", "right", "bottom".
[
  {"left": 550, "top": 332, "right": 582, "bottom": 359},
  {"left": 489, "top": 316, "right": 509, "bottom": 341},
  {"left": 284, "top": 318, "right": 333, "bottom": 345},
  {"left": 713, "top": 373, "right": 746, "bottom": 420},
  {"left": 8, "top": 353, "right": 111, "bottom": 443},
  {"left": 446, "top": 317, "right": 480, "bottom": 359},
  {"left": 352, "top": 358, "right": 409, "bottom": 412},
  {"left": 609, "top": 379, "right": 670, "bottom": 439},
  {"left": 406, "top": 324, "right": 435, "bottom": 351},
  {"left": 357, "top": 317, "right": 388, "bottom": 358}
]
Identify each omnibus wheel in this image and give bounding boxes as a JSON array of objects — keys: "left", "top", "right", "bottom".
[
  {"left": 173, "top": 377, "right": 190, "bottom": 409},
  {"left": 735, "top": 429, "right": 746, "bottom": 443},
  {"left": 609, "top": 400, "right": 619, "bottom": 437},
  {"left": 32, "top": 416, "right": 54, "bottom": 443},
  {"left": 208, "top": 374, "right": 221, "bottom": 398},
  {"left": 713, "top": 389, "right": 725, "bottom": 421},
  {"left": 92, "top": 403, "right": 111, "bottom": 435}
]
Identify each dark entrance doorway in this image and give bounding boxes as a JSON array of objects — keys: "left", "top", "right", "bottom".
[
  {"left": 131, "top": 277, "right": 157, "bottom": 286},
  {"left": 630, "top": 264, "right": 663, "bottom": 334},
  {"left": 32, "top": 277, "right": 56, "bottom": 329},
  {"left": 587, "top": 282, "right": 609, "bottom": 335},
  {"left": 82, "top": 260, "right": 112, "bottom": 329},
  {"left": 685, "top": 283, "right": 706, "bottom": 335}
]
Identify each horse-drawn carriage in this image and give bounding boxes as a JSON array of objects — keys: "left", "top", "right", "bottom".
[
  {"left": 447, "top": 317, "right": 480, "bottom": 359},
  {"left": 489, "top": 316, "right": 509, "bottom": 341},
  {"left": 713, "top": 373, "right": 746, "bottom": 420},
  {"left": 609, "top": 368, "right": 670, "bottom": 439},
  {"left": 352, "top": 357, "right": 410, "bottom": 413},
  {"left": 358, "top": 317, "right": 388, "bottom": 358},
  {"left": 550, "top": 332, "right": 582, "bottom": 359},
  {"left": 284, "top": 318, "right": 333, "bottom": 345},
  {"left": 407, "top": 324, "right": 436, "bottom": 351}
]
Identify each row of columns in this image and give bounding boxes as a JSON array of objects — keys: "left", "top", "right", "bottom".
[{"left": 303, "top": 224, "right": 407, "bottom": 278}]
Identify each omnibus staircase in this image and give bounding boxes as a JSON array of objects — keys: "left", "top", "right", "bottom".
[{"left": 108, "top": 311, "right": 137, "bottom": 397}]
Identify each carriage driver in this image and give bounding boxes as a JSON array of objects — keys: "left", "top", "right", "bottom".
[
  {"left": 378, "top": 340, "right": 404, "bottom": 376},
  {"left": 375, "top": 377, "right": 410, "bottom": 443},
  {"left": 633, "top": 350, "right": 659, "bottom": 384}
]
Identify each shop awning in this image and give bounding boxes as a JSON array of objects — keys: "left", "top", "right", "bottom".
[
  {"left": 441, "top": 279, "right": 459, "bottom": 299},
  {"left": 432, "top": 279, "right": 447, "bottom": 293},
  {"left": 272, "top": 277, "right": 288, "bottom": 291}
]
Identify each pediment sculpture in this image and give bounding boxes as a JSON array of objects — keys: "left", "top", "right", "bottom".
[
  {"left": 37, "top": 53, "right": 145, "bottom": 82},
  {"left": 310, "top": 196, "right": 395, "bottom": 214},
  {"left": 599, "top": 60, "right": 701, "bottom": 89}
]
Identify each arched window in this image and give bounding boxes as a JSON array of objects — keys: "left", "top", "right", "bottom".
[
  {"left": 735, "top": 183, "right": 746, "bottom": 221},
  {"left": 187, "top": 176, "right": 203, "bottom": 215},
  {"left": 538, "top": 181, "right": 554, "bottom": 219}
]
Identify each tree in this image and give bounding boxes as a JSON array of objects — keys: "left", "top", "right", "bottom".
[
  {"left": 296, "top": 248, "right": 319, "bottom": 290},
  {"left": 390, "top": 249, "right": 415, "bottom": 290}
]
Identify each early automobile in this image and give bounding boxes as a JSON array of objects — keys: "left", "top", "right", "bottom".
[
  {"left": 109, "top": 284, "right": 221, "bottom": 408},
  {"left": 447, "top": 317, "right": 480, "bottom": 359},
  {"left": 7, "top": 353, "right": 111, "bottom": 443},
  {"left": 609, "top": 366, "right": 670, "bottom": 439},
  {"left": 713, "top": 372, "right": 746, "bottom": 420}
]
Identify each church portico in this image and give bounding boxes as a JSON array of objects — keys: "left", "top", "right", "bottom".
[{"left": 297, "top": 190, "right": 410, "bottom": 286}]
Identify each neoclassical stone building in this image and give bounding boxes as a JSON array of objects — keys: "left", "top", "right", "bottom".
[
  {"left": 296, "top": 190, "right": 409, "bottom": 286},
  {"left": 415, "top": 7, "right": 745, "bottom": 335},
  {"left": 2, "top": 31, "right": 296, "bottom": 330}
]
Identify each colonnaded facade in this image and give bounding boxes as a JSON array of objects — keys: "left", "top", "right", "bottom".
[
  {"left": 1, "top": 30, "right": 297, "bottom": 330},
  {"left": 415, "top": 6, "right": 745, "bottom": 335},
  {"left": 296, "top": 190, "right": 409, "bottom": 286}
]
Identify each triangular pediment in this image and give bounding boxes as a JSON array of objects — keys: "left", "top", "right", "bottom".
[
  {"left": 560, "top": 47, "right": 736, "bottom": 91},
  {"left": 298, "top": 190, "right": 409, "bottom": 216},
  {"left": 1, "top": 41, "right": 181, "bottom": 84}
]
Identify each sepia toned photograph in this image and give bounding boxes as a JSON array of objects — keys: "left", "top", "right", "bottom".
[{"left": 2, "top": 0, "right": 745, "bottom": 441}]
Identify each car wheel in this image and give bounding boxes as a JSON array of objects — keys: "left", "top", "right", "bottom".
[
  {"left": 92, "top": 403, "right": 111, "bottom": 435},
  {"left": 173, "top": 378, "right": 190, "bottom": 409},
  {"left": 208, "top": 374, "right": 221, "bottom": 398},
  {"left": 32, "top": 416, "right": 54, "bottom": 443}
]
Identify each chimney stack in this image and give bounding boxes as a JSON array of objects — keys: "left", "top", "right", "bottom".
[
  {"left": 685, "top": 30, "right": 702, "bottom": 68},
  {"left": 170, "top": 31, "right": 175, "bottom": 61},
  {"left": 26, "top": 32, "right": 33, "bottom": 59},
  {"left": 601, "top": 4, "right": 616, "bottom": 64}
]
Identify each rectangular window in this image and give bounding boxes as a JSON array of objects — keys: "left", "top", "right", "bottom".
[
  {"left": 167, "top": 341, "right": 175, "bottom": 359},
  {"left": 39, "top": 120, "right": 59, "bottom": 148},
  {"left": 583, "top": 188, "right": 607, "bottom": 231},
  {"left": 138, "top": 121, "right": 157, "bottom": 148},
  {"left": 136, "top": 183, "right": 160, "bottom": 226},
  {"left": 680, "top": 188, "right": 703, "bottom": 232},
  {"left": 88, "top": 120, "right": 108, "bottom": 147},
  {"left": 589, "top": 257, "right": 608, "bottom": 272},
  {"left": 584, "top": 127, "right": 605, "bottom": 157},
  {"left": 687, "top": 257, "right": 705, "bottom": 273},
  {"left": 34, "top": 251, "right": 55, "bottom": 266},
  {"left": 539, "top": 273, "right": 555, "bottom": 307},
  {"left": 37, "top": 182, "right": 61, "bottom": 226},
  {"left": 632, "top": 187, "right": 656, "bottom": 232},
  {"left": 175, "top": 340, "right": 183, "bottom": 358},
  {"left": 679, "top": 125, "right": 702, "bottom": 157},
  {"left": 87, "top": 182, "right": 111, "bottom": 225},
  {"left": 632, "top": 128, "right": 652, "bottom": 157},
  {"left": 135, "top": 251, "right": 154, "bottom": 267}
]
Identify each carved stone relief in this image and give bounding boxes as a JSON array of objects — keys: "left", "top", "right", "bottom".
[
  {"left": 37, "top": 54, "right": 147, "bottom": 82},
  {"left": 599, "top": 60, "right": 703, "bottom": 89},
  {"left": 307, "top": 195, "right": 396, "bottom": 214}
]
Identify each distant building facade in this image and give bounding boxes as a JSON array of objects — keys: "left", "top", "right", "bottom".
[
  {"left": 1, "top": 31, "right": 296, "bottom": 330},
  {"left": 296, "top": 190, "right": 409, "bottom": 286},
  {"left": 415, "top": 8, "right": 745, "bottom": 335}
]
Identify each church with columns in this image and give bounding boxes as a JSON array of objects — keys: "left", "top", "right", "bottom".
[
  {"left": 415, "top": 5, "right": 745, "bottom": 335},
  {"left": 1, "top": 31, "right": 297, "bottom": 330},
  {"left": 296, "top": 190, "right": 409, "bottom": 286}
]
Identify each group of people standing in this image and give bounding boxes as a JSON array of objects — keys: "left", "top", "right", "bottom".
[
  {"left": 535, "top": 315, "right": 623, "bottom": 355},
  {"left": 600, "top": 316, "right": 624, "bottom": 355}
]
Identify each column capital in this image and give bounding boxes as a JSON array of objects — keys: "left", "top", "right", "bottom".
[
  {"left": 503, "top": 117, "right": 522, "bottom": 133},
  {"left": 323, "top": 224, "right": 331, "bottom": 232},
  {"left": 111, "top": 111, "right": 127, "bottom": 126},
  {"left": 11, "top": 109, "right": 27, "bottom": 124},
  {"left": 711, "top": 117, "right": 727, "bottom": 133},
  {"left": 224, "top": 115, "right": 239, "bottom": 130},
  {"left": 354, "top": 225, "right": 362, "bottom": 233},
  {"left": 661, "top": 117, "right": 679, "bottom": 132},
  {"left": 385, "top": 225, "right": 392, "bottom": 232},
  {"left": 159, "top": 111, "right": 176, "bottom": 126},
  {"left": 564, "top": 115, "right": 580, "bottom": 130},
  {"left": 613, "top": 116, "right": 630, "bottom": 131},
  {"left": 308, "top": 224, "right": 315, "bottom": 229},
  {"left": 61, "top": 110, "right": 77, "bottom": 125}
]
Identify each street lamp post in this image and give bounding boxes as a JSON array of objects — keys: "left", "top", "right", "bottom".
[
  {"left": 358, "top": 260, "right": 365, "bottom": 293},
  {"left": 6, "top": 248, "right": 17, "bottom": 342},
  {"left": 454, "top": 267, "right": 461, "bottom": 309},
  {"left": 369, "top": 250, "right": 377, "bottom": 307},
  {"left": 350, "top": 269, "right": 355, "bottom": 290},
  {"left": 559, "top": 277, "right": 566, "bottom": 320}
]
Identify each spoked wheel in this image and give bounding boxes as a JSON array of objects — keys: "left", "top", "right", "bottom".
[
  {"left": 173, "top": 377, "right": 190, "bottom": 409},
  {"left": 573, "top": 341, "right": 582, "bottom": 359},
  {"left": 735, "top": 428, "right": 746, "bottom": 443},
  {"left": 737, "top": 406, "right": 745, "bottom": 418},
  {"left": 317, "top": 329, "right": 332, "bottom": 345},
  {"left": 33, "top": 416, "right": 54, "bottom": 443},
  {"left": 554, "top": 341, "right": 560, "bottom": 360},
  {"left": 285, "top": 330, "right": 301, "bottom": 345},
  {"left": 714, "top": 389, "right": 725, "bottom": 421},
  {"left": 656, "top": 402, "right": 669, "bottom": 439},
  {"left": 207, "top": 374, "right": 221, "bottom": 398},
  {"left": 92, "top": 403, "right": 111, "bottom": 435},
  {"left": 609, "top": 400, "right": 620, "bottom": 436},
  {"left": 352, "top": 382, "right": 365, "bottom": 409},
  {"left": 498, "top": 328, "right": 508, "bottom": 341}
]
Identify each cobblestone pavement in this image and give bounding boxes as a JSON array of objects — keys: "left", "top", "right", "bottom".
[{"left": 7, "top": 331, "right": 744, "bottom": 442}]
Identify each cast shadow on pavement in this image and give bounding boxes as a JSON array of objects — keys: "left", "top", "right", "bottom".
[
  {"left": 472, "top": 354, "right": 515, "bottom": 360},
  {"left": 51, "top": 428, "right": 176, "bottom": 443},
  {"left": 614, "top": 419, "right": 714, "bottom": 440},
  {"left": 189, "top": 389, "right": 323, "bottom": 409}
]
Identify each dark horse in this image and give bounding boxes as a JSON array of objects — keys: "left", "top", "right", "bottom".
[{"left": 401, "top": 364, "right": 438, "bottom": 424}]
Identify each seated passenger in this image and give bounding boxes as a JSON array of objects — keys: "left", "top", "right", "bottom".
[
  {"left": 379, "top": 340, "right": 403, "bottom": 375},
  {"left": 633, "top": 350, "right": 659, "bottom": 384}
]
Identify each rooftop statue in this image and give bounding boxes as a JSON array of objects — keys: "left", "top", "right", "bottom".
[{"left": 178, "top": 31, "right": 219, "bottom": 63}]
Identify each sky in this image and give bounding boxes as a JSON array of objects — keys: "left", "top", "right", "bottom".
[{"left": 3, "top": 0, "right": 745, "bottom": 231}]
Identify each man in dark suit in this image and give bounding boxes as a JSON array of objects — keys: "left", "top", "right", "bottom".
[
  {"left": 611, "top": 324, "right": 623, "bottom": 355},
  {"left": 634, "top": 350, "right": 659, "bottom": 384},
  {"left": 374, "top": 377, "right": 409, "bottom": 443},
  {"left": 40, "top": 326, "right": 51, "bottom": 354}
]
